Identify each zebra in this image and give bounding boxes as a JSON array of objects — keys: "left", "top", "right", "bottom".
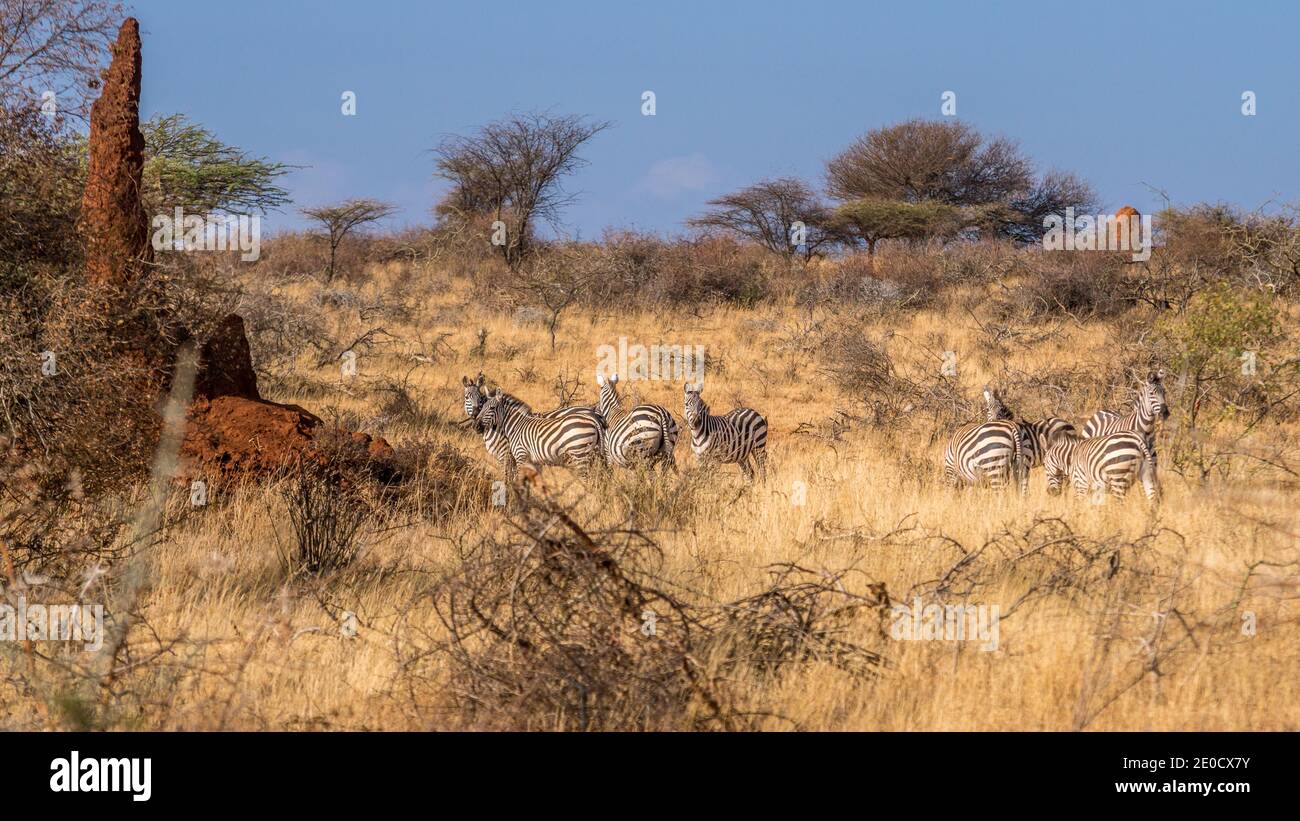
[
  {"left": 462, "top": 374, "right": 603, "bottom": 477},
  {"left": 682, "top": 382, "right": 768, "bottom": 481},
  {"left": 1081, "top": 370, "right": 1169, "bottom": 457},
  {"left": 943, "top": 407, "right": 1025, "bottom": 492},
  {"left": 1043, "top": 429, "right": 1159, "bottom": 503},
  {"left": 595, "top": 373, "right": 678, "bottom": 469},
  {"left": 982, "top": 387, "right": 1075, "bottom": 470}
]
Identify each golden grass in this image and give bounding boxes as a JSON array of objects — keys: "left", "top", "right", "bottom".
[{"left": 4, "top": 260, "right": 1297, "bottom": 731}]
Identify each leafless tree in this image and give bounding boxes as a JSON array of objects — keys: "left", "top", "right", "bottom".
[
  {"left": 1002, "top": 169, "right": 1099, "bottom": 243},
  {"left": 689, "top": 177, "right": 837, "bottom": 263},
  {"left": 301, "top": 199, "right": 397, "bottom": 282},
  {"left": 433, "top": 111, "right": 611, "bottom": 270},
  {"left": 512, "top": 249, "right": 592, "bottom": 351},
  {"left": 0, "top": 0, "right": 124, "bottom": 119}
]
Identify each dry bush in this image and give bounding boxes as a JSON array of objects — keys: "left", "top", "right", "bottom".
[
  {"left": 1, "top": 251, "right": 248, "bottom": 493},
  {"left": 382, "top": 434, "right": 493, "bottom": 521},
  {"left": 992, "top": 250, "right": 1131, "bottom": 321},
  {"left": 810, "top": 319, "right": 969, "bottom": 430},
  {"left": 0, "top": 105, "right": 84, "bottom": 289},
  {"left": 277, "top": 459, "right": 376, "bottom": 577},
  {"left": 0, "top": 438, "right": 129, "bottom": 580},
  {"left": 572, "top": 229, "right": 667, "bottom": 307},
  {"left": 3, "top": 284, "right": 169, "bottom": 491},
  {"left": 559, "top": 233, "right": 776, "bottom": 308},
  {"left": 253, "top": 230, "right": 398, "bottom": 283},
  {"left": 895, "top": 516, "right": 1260, "bottom": 729},
  {"left": 404, "top": 483, "right": 888, "bottom": 730},
  {"left": 798, "top": 252, "right": 929, "bottom": 313},
  {"left": 1230, "top": 208, "right": 1300, "bottom": 295}
]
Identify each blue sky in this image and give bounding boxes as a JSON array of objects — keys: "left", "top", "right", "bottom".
[{"left": 131, "top": 0, "right": 1299, "bottom": 236}]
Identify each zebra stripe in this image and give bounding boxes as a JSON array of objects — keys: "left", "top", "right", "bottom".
[
  {"left": 982, "top": 387, "right": 1075, "bottom": 469},
  {"left": 943, "top": 417, "right": 1025, "bottom": 491},
  {"left": 462, "top": 375, "right": 601, "bottom": 475},
  {"left": 682, "top": 383, "right": 768, "bottom": 481},
  {"left": 596, "top": 374, "right": 678, "bottom": 468},
  {"left": 1081, "top": 371, "right": 1169, "bottom": 456},
  {"left": 1043, "top": 430, "right": 1159, "bottom": 502},
  {"left": 476, "top": 388, "right": 604, "bottom": 478}
]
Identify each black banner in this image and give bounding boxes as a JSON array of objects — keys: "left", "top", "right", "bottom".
[{"left": 11, "top": 731, "right": 1285, "bottom": 808}]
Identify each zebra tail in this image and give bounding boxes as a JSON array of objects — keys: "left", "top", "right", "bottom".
[{"left": 1014, "top": 428, "right": 1028, "bottom": 493}]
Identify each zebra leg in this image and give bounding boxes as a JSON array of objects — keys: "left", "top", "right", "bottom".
[
  {"left": 1140, "top": 455, "right": 1160, "bottom": 503},
  {"left": 753, "top": 448, "right": 769, "bottom": 482},
  {"left": 655, "top": 449, "right": 678, "bottom": 473},
  {"left": 500, "top": 454, "right": 518, "bottom": 483},
  {"left": 944, "top": 463, "right": 961, "bottom": 490},
  {"left": 739, "top": 458, "right": 755, "bottom": 483}
]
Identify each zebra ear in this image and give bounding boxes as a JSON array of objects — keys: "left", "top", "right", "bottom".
[
  {"left": 476, "top": 373, "right": 485, "bottom": 388},
  {"left": 609, "top": 373, "right": 618, "bottom": 385},
  {"left": 597, "top": 374, "right": 605, "bottom": 386},
  {"left": 491, "top": 388, "right": 503, "bottom": 399},
  {"left": 1151, "top": 369, "right": 1165, "bottom": 382},
  {"left": 461, "top": 375, "right": 470, "bottom": 387}
]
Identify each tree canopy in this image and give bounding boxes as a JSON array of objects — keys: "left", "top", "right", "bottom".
[{"left": 433, "top": 111, "right": 611, "bottom": 269}]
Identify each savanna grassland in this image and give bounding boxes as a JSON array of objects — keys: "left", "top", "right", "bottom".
[{"left": 6, "top": 231, "right": 1296, "bottom": 731}]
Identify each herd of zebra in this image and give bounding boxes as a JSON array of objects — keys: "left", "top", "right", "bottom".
[
  {"left": 944, "top": 370, "right": 1169, "bottom": 502},
  {"left": 460, "top": 368, "right": 1167, "bottom": 504},
  {"left": 461, "top": 372, "right": 769, "bottom": 481}
]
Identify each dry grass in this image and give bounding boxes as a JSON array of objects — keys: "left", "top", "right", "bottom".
[{"left": 3, "top": 250, "right": 1298, "bottom": 731}]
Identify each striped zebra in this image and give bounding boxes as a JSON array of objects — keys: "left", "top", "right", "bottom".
[
  {"left": 462, "top": 374, "right": 603, "bottom": 477},
  {"left": 943, "top": 409, "right": 1025, "bottom": 492},
  {"left": 1043, "top": 429, "right": 1159, "bottom": 503},
  {"left": 982, "top": 387, "right": 1075, "bottom": 469},
  {"left": 1081, "top": 370, "right": 1168, "bottom": 456},
  {"left": 682, "top": 383, "right": 768, "bottom": 481},
  {"left": 595, "top": 373, "right": 678, "bottom": 469}
]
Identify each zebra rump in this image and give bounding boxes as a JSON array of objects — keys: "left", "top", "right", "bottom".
[
  {"left": 596, "top": 373, "right": 678, "bottom": 467},
  {"left": 1044, "top": 430, "right": 1159, "bottom": 502}
]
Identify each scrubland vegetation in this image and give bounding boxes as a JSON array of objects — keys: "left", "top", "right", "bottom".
[
  {"left": 2, "top": 2, "right": 1297, "bottom": 730},
  {"left": 4, "top": 215, "right": 1298, "bottom": 730}
]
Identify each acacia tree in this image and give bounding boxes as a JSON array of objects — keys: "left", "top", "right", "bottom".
[
  {"left": 141, "top": 114, "right": 292, "bottom": 215},
  {"left": 828, "top": 199, "right": 977, "bottom": 255},
  {"left": 688, "top": 177, "right": 835, "bottom": 263},
  {"left": 433, "top": 111, "right": 611, "bottom": 270},
  {"left": 0, "top": 0, "right": 123, "bottom": 118},
  {"left": 826, "top": 119, "right": 1094, "bottom": 242},
  {"left": 301, "top": 199, "right": 397, "bottom": 282}
]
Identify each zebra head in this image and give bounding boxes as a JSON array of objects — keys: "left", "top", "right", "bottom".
[
  {"left": 983, "top": 386, "right": 1015, "bottom": 422},
  {"left": 1141, "top": 370, "right": 1169, "bottom": 421},
  {"left": 683, "top": 382, "right": 706, "bottom": 430},
  {"left": 596, "top": 372, "right": 622, "bottom": 419},
  {"left": 461, "top": 372, "right": 487, "bottom": 420},
  {"left": 477, "top": 388, "right": 509, "bottom": 433},
  {"left": 1042, "top": 434, "right": 1077, "bottom": 496}
]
